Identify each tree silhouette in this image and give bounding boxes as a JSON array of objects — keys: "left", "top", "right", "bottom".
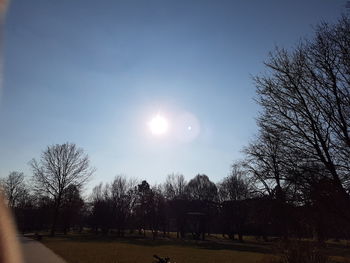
[
  {"left": 163, "top": 173, "right": 187, "bottom": 200},
  {"left": 0, "top": 171, "right": 27, "bottom": 208},
  {"left": 185, "top": 174, "right": 217, "bottom": 202},
  {"left": 30, "top": 143, "right": 94, "bottom": 236},
  {"left": 254, "top": 17, "right": 350, "bottom": 197},
  {"left": 218, "top": 162, "right": 251, "bottom": 202}
]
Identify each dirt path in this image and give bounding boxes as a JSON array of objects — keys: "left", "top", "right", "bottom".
[{"left": 20, "top": 237, "right": 67, "bottom": 263}]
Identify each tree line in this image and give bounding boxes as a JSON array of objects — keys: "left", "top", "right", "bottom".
[{"left": 1, "top": 16, "right": 349, "bottom": 242}]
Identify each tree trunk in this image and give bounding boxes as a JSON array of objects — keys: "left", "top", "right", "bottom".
[
  {"left": 238, "top": 233, "right": 243, "bottom": 242},
  {"left": 50, "top": 207, "right": 59, "bottom": 237}
]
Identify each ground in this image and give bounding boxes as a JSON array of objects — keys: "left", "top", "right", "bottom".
[
  {"left": 38, "top": 233, "right": 350, "bottom": 263},
  {"left": 21, "top": 236, "right": 66, "bottom": 263}
]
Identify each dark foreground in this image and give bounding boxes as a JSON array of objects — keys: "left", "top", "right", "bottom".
[{"left": 33, "top": 233, "right": 350, "bottom": 263}]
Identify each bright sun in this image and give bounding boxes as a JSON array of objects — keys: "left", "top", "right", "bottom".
[{"left": 148, "top": 114, "right": 169, "bottom": 135}]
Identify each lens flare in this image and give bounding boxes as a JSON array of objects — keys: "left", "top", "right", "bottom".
[{"left": 174, "top": 112, "right": 200, "bottom": 142}]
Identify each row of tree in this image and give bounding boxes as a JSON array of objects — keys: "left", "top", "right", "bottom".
[
  {"left": 1, "top": 166, "right": 349, "bottom": 242},
  {"left": 1, "top": 16, "right": 349, "bottom": 242}
]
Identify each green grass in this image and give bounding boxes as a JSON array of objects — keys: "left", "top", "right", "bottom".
[{"left": 38, "top": 233, "right": 350, "bottom": 263}]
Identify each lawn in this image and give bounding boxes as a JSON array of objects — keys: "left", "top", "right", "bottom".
[{"left": 40, "top": 233, "right": 350, "bottom": 263}]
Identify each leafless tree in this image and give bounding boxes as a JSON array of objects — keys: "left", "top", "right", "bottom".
[
  {"left": 243, "top": 128, "right": 293, "bottom": 200},
  {"left": 30, "top": 143, "right": 94, "bottom": 236},
  {"left": 218, "top": 162, "right": 251, "bottom": 202},
  {"left": 0, "top": 171, "right": 27, "bottom": 208},
  {"left": 108, "top": 175, "right": 138, "bottom": 236},
  {"left": 254, "top": 17, "right": 350, "bottom": 196},
  {"left": 109, "top": 175, "right": 137, "bottom": 202},
  {"left": 90, "top": 183, "right": 105, "bottom": 203},
  {"left": 163, "top": 173, "right": 187, "bottom": 200},
  {"left": 243, "top": 128, "right": 297, "bottom": 238}
]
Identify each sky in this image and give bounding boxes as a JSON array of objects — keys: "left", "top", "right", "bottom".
[{"left": 0, "top": 0, "right": 347, "bottom": 190}]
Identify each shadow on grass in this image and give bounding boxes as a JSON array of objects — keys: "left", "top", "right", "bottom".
[
  {"left": 326, "top": 242, "right": 350, "bottom": 259},
  {"left": 39, "top": 233, "right": 273, "bottom": 255}
]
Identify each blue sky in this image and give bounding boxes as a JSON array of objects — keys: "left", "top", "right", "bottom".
[{"left": 0, "top": 0, "right": 346, "bottom": 189}]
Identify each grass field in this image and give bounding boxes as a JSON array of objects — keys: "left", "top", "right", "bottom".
[{"left": 40, "top": 233, "right": 350, "bottom": 263}]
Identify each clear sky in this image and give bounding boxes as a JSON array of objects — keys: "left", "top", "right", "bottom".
[{"left": 0, "top": 0, "right": 346, "bottom": 189}]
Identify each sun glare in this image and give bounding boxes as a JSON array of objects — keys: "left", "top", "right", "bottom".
[{"left": 148, "top": 114, "right": 169, "bottom": 135}]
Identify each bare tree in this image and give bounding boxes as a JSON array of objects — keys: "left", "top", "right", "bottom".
[
  {"left": 109, "top": 175, "right": 137, "bottom": 236},
  {"left": 30, "top": 143, "right": 94, "bottom": 236},
  {"left": 163, "top": 173, "right": 187, "bottom": 200},
  {"left": 218, "top": 162, "right": 251, "bottom": 202},
  {"left": 0, "top": 171, "right": 27, "bottom": 208},
  {"left": 89, "top": 183, "right": 111, "bottom": 234},
  {"left": 243, "top": 128, "right": 292, "bottom": 200},
  {"left": 254, "top": 17, "right": 350, "bottom": 196},
  {"left": 249, "top": 17, "right": 350, "bottom": 239}
]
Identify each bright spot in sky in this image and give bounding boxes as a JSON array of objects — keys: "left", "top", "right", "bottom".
[
  {"left": 148, "top": 114, "right": 169, "bottom": 135},
  {"left": 174, "top": 112, "right": 200, "bottom": 142}
]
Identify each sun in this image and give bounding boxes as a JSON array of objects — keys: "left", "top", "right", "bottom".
[{"left": 148, "top": 114, "right": 169, "bottom": 135}]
